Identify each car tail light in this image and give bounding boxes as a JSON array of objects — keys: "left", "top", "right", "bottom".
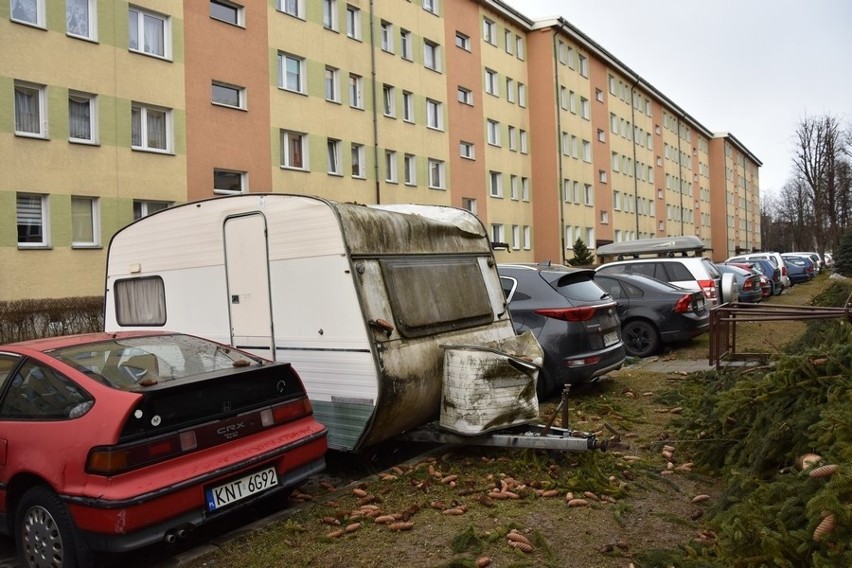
[
  {"left": 86, "top": 398, "right": 313, "bottom": 476},
  {"left": 697, "top": 279, "right": 717, "bottom": 300},
  {"left": 742, "top": 278, "right": 755, "bottom": 291},
  {"left": 565, "top": 355, "right": 602, "bottom": 367},
  {"left": 673, "top": 294, "right": 695, "bottom": 313},
  {"left": 534, "top": 306, "right": 596, "bottom": 322}
]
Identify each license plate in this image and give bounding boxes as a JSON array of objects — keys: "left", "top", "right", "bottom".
[
  {"left": 603, "top": 331, "right": 619, "bottom": 347},
  {"left": 206, "top": 466, "right": 278, "bottom": 512}
]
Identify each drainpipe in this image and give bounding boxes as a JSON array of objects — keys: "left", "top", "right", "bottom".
[
  {"left": 555, "top": 23, "right": 568, "bottom": 262},
  {"left": 629, "top": 75, "right": 640, "bottom": 238},
  {"left": 369, "top": 0, "right": 381, "bottom": 203},
  {"left": 676, "top": 115, "right": 684, "bottom": 236}
]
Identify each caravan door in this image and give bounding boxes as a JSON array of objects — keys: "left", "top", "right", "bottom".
[{"left": 224, "top": 213, "right": 275, "bottom": 359}]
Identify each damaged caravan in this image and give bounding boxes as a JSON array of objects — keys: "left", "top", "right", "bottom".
[{"left": 104, "top": 194, "right": 524, "bottom": 451}]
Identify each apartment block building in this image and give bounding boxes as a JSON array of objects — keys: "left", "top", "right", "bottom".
[{"left": 1, "top": 0, "right": 761, "bottom": 303}]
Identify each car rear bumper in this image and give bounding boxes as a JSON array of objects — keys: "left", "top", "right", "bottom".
[
  {"left": 560, "top": 343, "right": 626, "bottom": 384},
  {"left": 67, "top": 426, "right": 327, "bottom": 553}
]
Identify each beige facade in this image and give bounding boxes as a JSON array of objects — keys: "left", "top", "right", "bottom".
[{"left": 1, "top": 0, "right": 760, "bottom": 302}]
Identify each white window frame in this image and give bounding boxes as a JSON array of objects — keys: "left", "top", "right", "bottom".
[
  {"left": 508, "top": 126, "right": 517, "bottom": 151},
  {"left": 324, "top": 66, "right": 340, "bottom": 102},
  {"left": 491, "top": 224, "right": 505, "bottom": 244},
  {"left": 584, "top": 184, "right": 594, "bottom": 206},
  {"left": 580, "top": 97, "right": 590, "bottom": 119},
  {"left": 382, "top": 84, "right": 396, "bottom": 117},
  {"left": 484, "top": 69, "right": 498, "bottom": 96},
  {"left": 404, "top": 154, "right": 416, "bottom": 185},
  {"left": 486, "top": 119, "right": 500, "bottom": 146},
  {"left": 504, "top": 29, "right": 513, "bottom": 55},
  {"left": 423, "top": 40, "right": 440, "bottom": 71},
  {"left": 515, "top": 35, "right": 524, "bottom": 59},
  {"left": 483, "top": 18, "right": 495, "bottom": 45},
  {"left": 523, "top": 225, "right": 531, "bottom": 250},
  {"left": 383, "top": 150, "right": 399, "bottom": 183},
  {"left": 521, "top": 177, "right": 530, "bottom": 202},
  {"left": 129, "top": 5, "right": 170, "bottom": 59},
  {"left": 506, "top": 78, "right": 515, "bottom": 103},
  {"left": 133, "top": 200, "right": 170, "bottom": 221},
  {"left": 11, "top": 0, "right": 45, "bottom": 27},
  {"left": 131, "top": 103, "right": 172, "bottom": 153},
  {"left": 582, "top": 139, "right": 591, "bottom": 162},
  {"left": 510, "top": 175, "right": 519, "bottom": 200},
  {"left": 327, "top": 138, "right": 342, "bottom": 175},
  {"left": 213, "top": 169, "right": 246, "bottom": 194},
  {"left": 279, "top": 0, "right": 303, "bottom": 18},
  {"left": 457, "top": 86, "right": 473, "bottom": 105},
  {"left": 212, "top": 81, "right": 246, "bottom": 110},
  {"left": 402, "top": 91, "right": 413, "bottom": 122},
  {"left": 68, "top": 91, "right": 97, "bottom": 143},
  {"left": 349, "top": 73, "right": 363, "bottom": 109},
  {"left": 428, "top": 158, "right": 445, "bottom": 189},
  {"left": 459, "top": 141, "right": 475, "bottom": 160},
  {"left": 279, "top": 53, "right": 305, "bottom": 94},
  {"left": 67, "top": 0, "right": 97, "bottom": 39},
  {"left": 462, "top": 197, "right": 477, "bottom": 214},
  {"left": 489, "top": 171, "right": 502, "bottom": 198},
  {"left": 519, "top": 129, "right": 528, "bottom": 154},
  {"left": 422, "top": 0, "right": 438, "bottom": 15},
  {"left": 579, "top": 54, "right": 589, "bottom": 78},
  {"left": 345, "top": 4, "right": 361, "bottom": 39},
  {"left": 518, "top": 83, "right": 526, "bottom": 107},
  {"left": 380, "top": 21, "right": 394, "bottom": 53},
  {"left": 400, "top": 29, "right": 412, "bottom": 60},
  {"left": 322, "top": 0, "right": 337, "bottom": 30},
  {"left": 14, "top": 81, "right": 47, "bottom": 138},
  {"left": 16, "top": 192, "right": 49, "bottom": 248},
  {"left": 426, "top": 99, "right": 443, "bottom": 130},
  {"left": 351, "top": 143, "right": 365, "bottom": 178},
  {"left": 280, "top": 130, "right": 309, "bottom": 170},
  {"left": 455, "top": 32, "right": 470, "bottom": 51},
  {"left": 511, "top": 224, "right": 520, "bottom": 250}
]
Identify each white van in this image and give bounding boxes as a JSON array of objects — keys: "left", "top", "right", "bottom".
[{"left": 104, "top": 194, "right": 519, "bottom": 452}]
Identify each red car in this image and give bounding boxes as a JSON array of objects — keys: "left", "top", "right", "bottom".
[{"left": 0, "top": 332, "right": 327, "bottom": 567}]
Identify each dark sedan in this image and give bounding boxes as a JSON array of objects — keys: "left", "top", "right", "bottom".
[
  {"left": 499, "top": 263, "right": 625, "bottom": 399},
  {"left": 594, "top": 272, "right": 710, "bottom": 358}
]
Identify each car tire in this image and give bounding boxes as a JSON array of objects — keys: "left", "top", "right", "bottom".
[
  {"left": 16, "top": 486, "right": 91, "bottom": 568},
  {"left": 622, "top": 320, "right": 660, "bottom": 358},
  {"left": 535, "top": 367, "right": 555, "bottom": 401}
]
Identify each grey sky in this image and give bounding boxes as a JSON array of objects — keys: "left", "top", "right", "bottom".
[{"left": 503, "top": 0, "right": 852, "bottom": 198}]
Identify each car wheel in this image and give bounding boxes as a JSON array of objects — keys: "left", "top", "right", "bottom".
[
  {"left": 535, "top": 367, "right": 555, "bottom": 401},
  {"left": 622, "top": 320, "right": 660, "bottom": 358},
  {"left": 16, "top": 486, "right": 90, "bottom": 568}
]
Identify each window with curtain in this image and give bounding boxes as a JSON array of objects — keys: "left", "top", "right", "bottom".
[
  {"left": 69, "top": 93, "right": 94, "bottom": 141},
  {"left": 14, "top": 83, "right": 43, "bottom": 136},
  {"left": 115, "top": 277, "right": 167, "bottom": 326},
  {"left": 71, "top": 196, "right": 98, "bottom": 246},
  {"left": 11, "top": 0, "right": 40, "bottom": 25},
  {"left": 129, "top": 7, "right": 167, "bottom": 58},
  {"left": 280, "top": 131, "right": 307, "bottom": 169},
  {"left": 131, "top": 104, "right": 169, "bottom": 152},
  {"left": 66, "top": 0, "right": 92, "bottom": 38}
]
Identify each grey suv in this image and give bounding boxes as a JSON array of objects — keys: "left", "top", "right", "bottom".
[
  {"left": 499, "top": 263, "right": 625, "bottom": 399},
  {"left": 596, "top": 257, "right": 723, "bottom": 305}
]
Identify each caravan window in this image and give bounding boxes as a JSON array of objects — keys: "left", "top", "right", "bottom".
[
  {"left": 380, "top": 257, "right": 494, "bottom": 338},
  {"left": 114, "top": 276, "right": 167, "bottom": 326}
]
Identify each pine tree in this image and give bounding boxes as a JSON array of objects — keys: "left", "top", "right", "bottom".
[
  {"left": 833, "top": 227, "right": 852, "bottom": 276},
  {"left": 568, "top": 237, "right": 595, "bottom": 266}
]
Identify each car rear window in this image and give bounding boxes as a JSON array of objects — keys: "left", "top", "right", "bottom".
[{"left": 552, "top": 272, "right": 610, "bottom": 302}]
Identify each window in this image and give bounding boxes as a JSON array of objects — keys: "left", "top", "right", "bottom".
[
  {"left": 600, "top": 210, "right": 609, "bottom": 224},
  {"left": 114, "top": 277, "right": 166, "bottom": 326},
  {"left": 377, "top": 84, "right": 395, "bottom": 117},
  {"left": 349, "top": 74, "right": 363, "bottom": 108},
  {"left": 491, "top": 224, "right": 505, "bottom": 244},
  {"left": 400, "top": 29, "right": 412, "bottom": 60},
  {"left": 214, "top": 169, "right": 245, "bottom": 193},
  {"left": 279, "top": 0, "right": 302, "bottom": 18},
  {"left": 578, "top": 54, "right": 589, "bottom": 77},
  {"left": 404, "top": 154, "right": 416, "bottom": 185},
  {"left": 133, "top": 200, "right": 170, "bottom": 220},
  {"left": 16, "top": 193, "right": 48, "bottom": 247},
  {"left": 280, "top": 130, "right": 308, "bottom": 170},
  {"left": 327, "top": 139, "right": 342, "bottom": 175},
  {"left": 70, "top": 195, "right": 98, "bottom": 247},
  {"left": 424, "top": 40, "right": 440, "bottom": 71},
  {"left": 489, "top": 171, "right": 502, "bottom": 197},
  {"left": 455, "top": 32, "right": 470, "bottom": 51},
  {"left": 212, "top": 82, "right": 245, "bottom": 109},
  {"left": 422, "top": 0, "right": 438, "bottom": 15},
  {"left": 14, "top": 82, "right": 46, "bottom": 138},
  {"left": 611, "top": 152, "right": 620, "bottom": 172},
  {"left": 67, "top": 0, "right": 96, "bottom": 38},
  {"left": 486, "top": 119, "right": 500, "bottom": 146},
  {"left": 597, "top": 128, "right": 605, "bottom": 143},
  {"left": 518, "top": 83, "right": 526, "bottom": 107},
  {"left": 0, "top": 360, "right": 93, "bottom": 420},
  {"left": 428, "top": 159, "right": 445, "bottom": 189},
  {"left": 322, "top": 0, "right": 337, "bottom": 30},
  {"left": 131, "top": 103, "right": 171, "bottom": 152},
  {"left": 483, "top": 18, "right": 495, "bottom": 45},
  {"left": 504, "top": 29, "right": 513, "bottom": 55},
  {"left": 582, "top": 139, "right": 591, "bottom": 162},
  {"left": 580, "top": 97, "right": 590, "bottom": 119},
  {"left": 279, "top": 53, "right": 305, "bottom": 93},
  {"left": 523, "top": 225, "right": 531, "bottom": 250},
  {"left": 345, "top": 5, "right": 360, "bottom": 39},
  {"left": 521, "top": 177, "right": 530, "bottom": 201},
  {"left": 559, "top": 86, "right": 568, "bottom": 110},
  {"left": 584, "top": 184, "right": 594, "bottom": 206},
  {"left": 459, "top": 141, "right": 474, "bottom": 159},
  {"left": 511, "top": 225, "right": 520, "bottom": 250},
  {"left": 462, "top": 197, "right": 477, "bottom": 214},
  {"left": 380, "top": 21, "right": 393, "bottom": 52},
  {"left": 457, "top": 87, "right": 473, "bottom": 105},
  {"left": 519, "top": 129, "right": 528, "bottom": 153},
  {"left": 484, "top": 69, "right": 498, "bottom": 96},
  {"left": 324, "top": 67, "right": 340, "bottom": 102},
  {"left": 426, "top": 99, "right": 442, "bottom": 130},
  {"left": 384, "top": 150, "right": 398, "bottom": 182},
  {"left": 402, "top": 91, "right": 413, "bottom": 122},
  {"left": 68, "top": 91, "right": 96, "bottom": 143},
  {"left": 129, "top": 6, "right": 169, "bottom": 58},
  {"left": 351, "top": 143, "right": 365, "bottom": 178},
  {"left": 11, "top": 0, "right": 44, "bottom": 26},
  {"left": 506, "top": 78, "right": 515, "bottom": 103},
  {"left": 510, "top": 175, "right": 519, "bottom": 200},
  {"left": 599, "top": 170, "right": 608, "bottom": 184},
  {"left": 595, "top": 88, "right": 604, "bottom": 102},
  {"left": 515, "top": 35, "right": 524, "bottom": 59}
]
